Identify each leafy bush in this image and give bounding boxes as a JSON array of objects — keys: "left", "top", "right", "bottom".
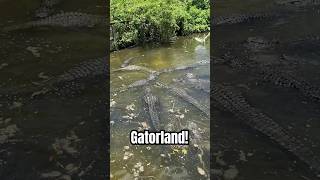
[{"left": 111, "top": 0, "right": 210, "bottom": 49}]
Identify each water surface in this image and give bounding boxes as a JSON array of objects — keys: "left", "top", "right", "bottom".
[{"left": 110, "top": 34, "right": 210, "bottom": 179}]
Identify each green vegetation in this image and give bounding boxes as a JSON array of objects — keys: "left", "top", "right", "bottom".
[{"left": 111, "top": 0, "right": 210, "bottom": 49}]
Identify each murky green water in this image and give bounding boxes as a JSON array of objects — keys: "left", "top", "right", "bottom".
[
  {"left": 110, "top": 34, "right": 210, "bottom": 179},
  {"left": 2, "top": 0, "right": 320, "bottom": 179},
  {"left": 213, "top": 0, "right": 320, "bottom": 179},
  {"left": 0, "top": 0, "right": 107, "bottom": 179}
]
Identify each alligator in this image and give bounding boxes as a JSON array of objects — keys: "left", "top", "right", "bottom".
[
  {"left": 125, "top": 72, "right": 160, "bottom": 89},
  {"left": 258, "top": 66, "right": 320, "bottom": 102},
  {"left": 159, "top": 61, "right": 208, "bottom": 74},
  {"left": 215, "top": 38, "right": 309, "bottom": 67},
  {"left": 120, "top": 56, "right": 141, "bottom": 68},
  {"left": 114, "top": 61, "right": 210, "bottom": 92},
  {"left": 219, "top": 53, "right": 257, "bottom": 70},
  {"left": 3, "top": 12, "right": 105, "bottom": 32},
  {"left": 211, "top": 83, "right": 320, "bottom": 177},
  {"left": 34, "top": 0, "right": 63, "bottom": 18},
  {"left": 219, "top": 53, "right": 320, "bottom": 102},
  {"left": 237, "top": 35, "right": 320, "bottom": 55},
  {"left": 112, "top": 65, "right": 155, "bottom": 74},
  {"left": 143, "top": 87, "right": 161, "bottom": 130},
  {"left": 0, "top": 56, "right": 108, "bottom": 98},
  {"left": 45, "top": 56, "right": 107, "bottom": 84},
  {"left": 41, "top": 0, "right": 63, "bottom": 7},
  {"left": 212, "top": 56, "right": 229, "bottom": 65},
  {"left": 213, "top": 12, "right": 281, "bottom": 26},
  {"left": 156, "top": 81, "right": 209, "bottom": 117},
  {"left": 275, "top": 0, "right": 320, "bottom": 8},
  {"left": 174, "top": 74, "right": 210, "bottom": 93},
  {"left": 244, "top": 36, "right": 280, "bottom": 52},
  {"left": 114, "top": 71, "right": 160, "bottom": 93},
  {"left": 222, "top": 52, "right": 318, "bottom": 97},
  {"left": 34, "top": 6, "right": 54, "bottom": 18},
  {"left": 241, "top": 35, "right": 319, "bottom": 53},
  {"left": 115, "top": 60, "right": 209, "bottom": 74},
  {"left": 160, "top": 66, "right": 193, "bottom": 74}
]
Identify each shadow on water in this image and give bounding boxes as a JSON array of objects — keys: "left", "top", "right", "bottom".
[
  {"left": 0, "top": 0, "right": 107, "bottom": 179},
  {"left": 213, "top": 0, "right": 320, "bottom": 179}
]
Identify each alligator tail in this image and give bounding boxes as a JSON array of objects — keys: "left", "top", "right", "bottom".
[{"left": 212, "top": 84, "right": 320, "bottom": 177}]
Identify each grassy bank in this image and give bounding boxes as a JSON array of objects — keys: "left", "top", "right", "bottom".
[{"left": 111, "top": 0, "right": 210, "bottom": 50}]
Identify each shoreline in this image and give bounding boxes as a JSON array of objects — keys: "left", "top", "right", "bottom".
[{"left": 110, "top": 31, "right": 210, "bottom": 52}]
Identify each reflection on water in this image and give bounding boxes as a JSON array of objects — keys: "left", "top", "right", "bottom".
[
  {"left": 110, "top": 34, "right": 210, "bottom": 179},
  {"left": 0, "top": 0, "right": 107, "bottom": 179},
  {"left": 213, "top": 0, "right": 320, "bottom": 179}
]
